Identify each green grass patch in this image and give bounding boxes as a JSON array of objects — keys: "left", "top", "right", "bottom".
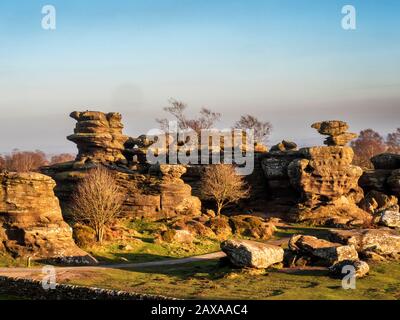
[
  {"left": 86, "top": 238, "right": 221, "bottom": 264},
  {"left": 66, "top": 260, "right": 400, "bottom": 300}
]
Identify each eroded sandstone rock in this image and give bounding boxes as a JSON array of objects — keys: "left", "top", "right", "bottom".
[
  {"left": 329, "top": 259, "right": 369, "bottom": 278},
  {"left": 380, "top": 210, "right": 400, "bottom": 228},
  {"left": 221, "top": 239, "right": 284, "bottom": 269},
  {"left": 329, "top": 228, "right": 400, "bottom": 260},
  {"left": 67, "top": 111, "right": 128, "bottom": 164},
  {"left": 0, "top": 172, "right": 96, "bottom": 264},
  {"left": 311, "top": 120, "right": 357, "bottom": 146},
  {"left": 288, "top": 235, "right": 358, "bottom": 265}
]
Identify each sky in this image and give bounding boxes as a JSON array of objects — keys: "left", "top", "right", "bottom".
[{"left": 0, "top": 0, "right": 399, "bottom": 154}]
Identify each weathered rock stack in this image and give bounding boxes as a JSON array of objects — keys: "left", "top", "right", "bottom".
[
  {"left": 0, "top": 172, "right": 96, "bottom": 264},
  {"left": 67, "top": 111, "right": 128, "bottom": 164},
  {"left": 43, "top": 111, "right": 201, "bottom": 221},
  {"left": 262, "top": 121, "right": 372, "bottom": 226}
]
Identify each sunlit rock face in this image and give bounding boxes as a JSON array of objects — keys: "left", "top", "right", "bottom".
[
  {"left": 67, "top": 111, "right": 128, "bottom": 164},
  {"left": 262, "top": 120, "right": 372, "bottom": 227},
  {"left": 0, "top": 172, "right": 96, "bottom": 265},
  {"left": 42, "top": 111, "right": 201, "bottom": 221}
]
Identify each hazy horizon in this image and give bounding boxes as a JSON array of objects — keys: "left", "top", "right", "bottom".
[{"left": 1, "top": 0, "right": 399, "bottom": 154}]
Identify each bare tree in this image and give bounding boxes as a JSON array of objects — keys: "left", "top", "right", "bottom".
[
  {"left": 386, "top": 128, "right": 400, "bottom": 154},
  {"left": 233, "top": 115, "right": 272, "bottom": 144},
  {"left": 70, "top": 166, "right": 125, "bottom": 243},
  {"left": 3, "top": 150, "right": 48, "bottom": 172},
  {"left": 201, "top": 164, "right": 250, "bottom": 215},
  {"left": 50, "top": 153, "right": 75, "bottom": 164},
  {"left": 351, "top": 129, "right": 387, "bottom": 169},
  {"left": 156, "top": 98, "right": 221, "bottom": 134}
]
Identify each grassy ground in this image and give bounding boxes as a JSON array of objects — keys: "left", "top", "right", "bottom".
[
  {"left": 84, "top": 219, "right": 221, "bottom": 264},
  {"left": 86, "top": 238, "right": 221, "bottom": 264},
  {"left": 63, "top": 259, "right": 400, "bottom": 300}
]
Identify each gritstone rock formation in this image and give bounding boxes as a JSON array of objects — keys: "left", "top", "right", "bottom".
[
  {"left": 262, "top": 120, "right": 371, "bottom": 226},
  {"left": 67, "top": 111, "right": 128, "bottom": 164},
  {"left": 42, "top": 111, "right": 201, "bottom": 221},
  {"left": 359, "top": 153, "right": 400, "bottom": 198},
  {"left": 311, "top": 120, "right": 358, "bottom": 147},
  {"left": 0, "top": 172, "right": 96, "bottom": 264},
  {"left": 221, "top": 239, "right": 284, "bottom": 269}
]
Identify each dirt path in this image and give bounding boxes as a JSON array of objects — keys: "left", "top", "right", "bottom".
[{"left": 0, "top": 237, "right": 290, "bottom": 278}]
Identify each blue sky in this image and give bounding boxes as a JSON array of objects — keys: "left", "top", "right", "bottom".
[{"left": 0, "top": 0, "right": 399, "bottom": 153}]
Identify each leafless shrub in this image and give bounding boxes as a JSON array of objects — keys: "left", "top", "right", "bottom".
[
  {"left": 70, "top": 166, "right": 125, "bottom": 243},
  {"left": 201, "top": 164, "right": 250, "bottom": 215}
]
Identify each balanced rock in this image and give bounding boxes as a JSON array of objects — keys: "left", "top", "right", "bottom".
[
  {"left": 311, "top": 120, "right": 357, "bottom": 146},
  {"left": 67, "top": 111, "right": 128, "bottom": 164},
  {"left": 288, "top": 235, "right": 358, "bottom": 264},
  {"left": 329, "top": 259, "right": 370, "bottom": 278},
  {"left": 0, "top": 172, "right": 96, "bottom": 264},
  {"left": 221, "top": 239, "right": 284, "bottom": 269}
]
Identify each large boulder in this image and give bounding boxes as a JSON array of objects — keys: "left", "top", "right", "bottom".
[
  {"left": 0, "top": 172, "right": 96, "bottom": 265},
  {"left": 288, "top": 235, "right": 358, "bottom": 265},
  {"left": 329, "top": 228, "right": 400, "bottom": 260},
  {"left": 221, "top": 239, "right": 284, "bottom": 269},
  {"left": 379, "top": 211, "right": 400, "bottom": 228}
]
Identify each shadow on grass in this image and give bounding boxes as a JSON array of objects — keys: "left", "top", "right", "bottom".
[
  {"left": 93, "top": 252, "right": 178, "bottom": 265},
  {"left": 274, "top": 225, "right": 332, "bottom": 240}
]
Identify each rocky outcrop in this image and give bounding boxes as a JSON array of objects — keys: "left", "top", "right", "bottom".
[
  {"left": 157, "top": 165, "right": 201, "bottom": 217},
  {"left": 43, "top": 162, "right": 201, "bottom": 220},
  {"left": 221, "top": 239, "right": 284, "bottom": 269},
  {"left": 0, "top": 172, "right": 96, "bottom": 264},
  {"left": 311, "top": 120, "right": 357, "bottom": 146},
  {"left": 262, "top": 121, "right": 371, "bottom": 226},
  {"left": 288, "top": 235, "right": 358, "bottom": 265},
  {"left": 359, "top": 153, "right": 400, "bottom": 198},
  {"left": 379, "top": 211, "right": 400, "bottom": 228},
  {"left": 156, "top": 214, "right": 276, "bottom": 243},
  {"left": 42, "top": 111, "right": 202, "bottom": 221},
  {"left": 329, "top": 228, "right": 400, "bottom": 260},
  {"left": 229, "top": 215, "right": 275, "bottom": 240},
  {"left": 67, "top": 111, "right": 128, "bottom": 164}
]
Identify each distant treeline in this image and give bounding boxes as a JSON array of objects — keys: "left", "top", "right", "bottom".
[{"left": 0, "top": 150, "right": 75, "bottom": 172}]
